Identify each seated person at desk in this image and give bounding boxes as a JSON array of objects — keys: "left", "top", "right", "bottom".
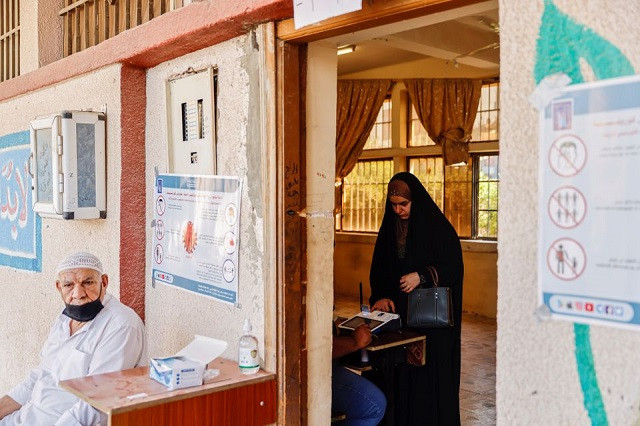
[
  {"left": 332, "top": 323, "right": 386, "bottom": 425},
  {"left": 0, "top": 252, "right": 148, "bottom": 426}
]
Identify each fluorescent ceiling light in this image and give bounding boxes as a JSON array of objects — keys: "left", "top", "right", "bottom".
[{"left": 337, "top": 45, "right": 356, "bottom": 55}]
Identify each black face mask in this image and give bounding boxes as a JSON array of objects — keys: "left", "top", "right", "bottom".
[{"left": 62, "top": 285, "right": 104, "bottom": 322}]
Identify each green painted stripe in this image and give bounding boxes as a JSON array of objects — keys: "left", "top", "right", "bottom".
[{"left": 574, "top": 324, "right": 608, "bottom": 426}]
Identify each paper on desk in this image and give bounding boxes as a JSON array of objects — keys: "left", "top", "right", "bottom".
[{"left": 175, "top": 335, "right": 228, "bottom": 366}]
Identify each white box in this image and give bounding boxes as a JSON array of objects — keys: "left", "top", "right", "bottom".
[
  {"left": 149, "top": 335, "right": 227, "bottom": 390},
  {"left": 149, "top": 357, "right": 205, "bottom": 390}
]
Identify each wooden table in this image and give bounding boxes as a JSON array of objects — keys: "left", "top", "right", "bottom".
[
  {"left": 343, "top": 328, "right": 426, "bottom": 426},
  {"left": 59, "top": 358, "right": 276, "bottom": 426}
]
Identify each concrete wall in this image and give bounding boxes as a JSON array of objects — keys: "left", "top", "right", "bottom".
[
  {"left": 334, "top": 234, "right": 498, "bottom": 318},
  {"left": 460, "top": 241, "right": 498, "bottom": 318},
  {"left": 498, "top": 0, "right": 640, "bottom": 424},
  {"left": 0, "top": 65, "right": 123, "bottom": 394},
  {"left": 20, "top": 0, "right": 64, "bottom": 74},
  {"left": 144, "top": 33, "right": 274, "bottom": 368}
]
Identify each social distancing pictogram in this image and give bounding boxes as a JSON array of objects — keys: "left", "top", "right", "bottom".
[{"left": 548, "top": 186, "right": 587, "bottom": 229}]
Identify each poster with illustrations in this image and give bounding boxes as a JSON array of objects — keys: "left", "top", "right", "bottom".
[
  {"left": 152, "top": 174, "right": 242, "bottom": 304},
  {"left": 538, "top": 75, "right": 640, "bottom": 330}
]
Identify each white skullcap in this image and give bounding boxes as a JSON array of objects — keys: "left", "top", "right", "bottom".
[{"left": 56, "top": 252, "right": 104, "bottom": 275}]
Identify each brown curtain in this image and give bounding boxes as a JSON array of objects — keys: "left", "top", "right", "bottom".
[
  {"left": 404, "top": 78, "right": 482, "bottom": 165},
  {"left": 335, "top": 79, "right": 394, "bottom": 179}
]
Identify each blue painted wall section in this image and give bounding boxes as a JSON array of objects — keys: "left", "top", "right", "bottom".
[
  {"left": 535, "top": 1, "right": 635, "bottom": 425},
  {"left": 0, "top": 131, "right": 42, "bottom": 272}
]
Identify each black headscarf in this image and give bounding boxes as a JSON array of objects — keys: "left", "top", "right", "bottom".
[
  {"left": 369, "top": 171, "right": 464, "bottom": 425},
  {"left": 369, "top": 172, "right": 463, "bottom": 321}
]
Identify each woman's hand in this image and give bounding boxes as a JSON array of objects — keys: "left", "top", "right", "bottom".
[
  {"left": 399, "top": 272, "right": 421, "bottom": 293},
  {"left": 371, "top": 298, "right": 396, "bottom": 313}
]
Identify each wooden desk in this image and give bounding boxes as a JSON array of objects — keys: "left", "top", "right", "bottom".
[
  {"left": 59, "top": 358, "right": 276, "bottom": 426},
  {"left": 343, "top": 329, "right": 426, "bottom": 426}
]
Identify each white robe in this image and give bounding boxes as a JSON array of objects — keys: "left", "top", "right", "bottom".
[{"left": 1, "top": 293, "right": 148, "bottom": 426}]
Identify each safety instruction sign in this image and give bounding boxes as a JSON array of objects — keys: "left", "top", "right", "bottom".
[
  {"left": 152, "top": 174, "right": 242, "bottom": 304},
  {"left": 539, "top": 75, "right": 640, "bottom": 330}
]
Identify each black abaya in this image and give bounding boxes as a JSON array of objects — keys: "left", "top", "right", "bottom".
[{"left": 369, "top": 172, "right": 464, "bottom": 426}]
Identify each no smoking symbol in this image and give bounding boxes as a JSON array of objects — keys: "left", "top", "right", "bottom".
[{"left": 548, "top": 186, "right": 587, "bottom": 229}]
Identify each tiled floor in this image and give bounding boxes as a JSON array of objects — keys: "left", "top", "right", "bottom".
[
  {"left": 460, "top": 313, "right": 496, "bottom": 426},
  {"left": 334, "top": 297, "right": 497, "bottom": 426}
]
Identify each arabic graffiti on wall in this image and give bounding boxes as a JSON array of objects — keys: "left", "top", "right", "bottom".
[
  {"left": 535, "top": 1, "right": 635, "bottom": 424},
  {"left": 0, "top": 131, "right": 42, "bottom": 272}
]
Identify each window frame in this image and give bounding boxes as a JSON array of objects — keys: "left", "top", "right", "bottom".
[
  {"left": 362, "top": 96, "right": 393, "bottom": 150},
  {"left": 471, "top": 152, "right": 499, "bottom": 240},
  {"left": 0, "top": 0, "right": 20, "bottom": 83}
]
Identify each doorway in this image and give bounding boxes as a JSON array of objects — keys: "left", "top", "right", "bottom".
[{"left": 276, "top": 0, "right": 499, "bottom": 423}]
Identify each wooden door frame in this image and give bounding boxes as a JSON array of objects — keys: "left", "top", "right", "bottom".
[
  {"left": 276, "top": 40, "right": 307, "bottom": 426},
  {"left": 276, "top": 0, "right": 489, "bottom": 43}
]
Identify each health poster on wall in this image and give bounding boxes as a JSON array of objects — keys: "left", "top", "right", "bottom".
[
  {"left": 538, "top": 74, "right": 640, "bottom": 330},
  {"left": 152, "top": 174, "right": 242, "bottom": 304}
]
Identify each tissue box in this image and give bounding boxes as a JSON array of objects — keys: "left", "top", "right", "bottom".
[
  {"left": 149, "top": 356, "right": 205, "bottom": 390},
  {"left": 149, "top": 335, "right": 228, "bottom": 390}
]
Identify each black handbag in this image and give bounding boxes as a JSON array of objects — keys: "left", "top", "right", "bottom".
[{"left": 407, "top": 266, "right": 454, "bottom": 328}]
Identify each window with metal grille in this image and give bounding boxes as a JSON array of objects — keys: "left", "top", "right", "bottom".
[
  {"left": 408, "top": 157, "right": 443, "bottom": 209},
  {"left": 410, "top": 154, "right": 499, "bottom": 239},
  {"left": 339, "top": 81, "right": 499, "bottom": 240},
  {"left": 0, "top": 0, "right": 20, "bottom": 83},
  {"left": 60, "top": 0, "right": 186, "bottom": 57},
  {"left": 340, "top": 160, "right": 394, "bottom": 232}
]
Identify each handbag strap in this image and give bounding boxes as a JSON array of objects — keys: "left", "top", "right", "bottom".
[{"left": 426, "top": 266, "right": 439, "bottom": 287}]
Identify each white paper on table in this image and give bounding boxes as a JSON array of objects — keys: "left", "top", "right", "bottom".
[
  {"left": 175, "top": 335, "right": 228, "bottom": 365},
  {"left": 293, "top": 0, "right": 362, "bottom": 29}
]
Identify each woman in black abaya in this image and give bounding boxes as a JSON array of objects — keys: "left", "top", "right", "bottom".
[{"left": 369, "top": 172, "right": 463, "bottom": 425}]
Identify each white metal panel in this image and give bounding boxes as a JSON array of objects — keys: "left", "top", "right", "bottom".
[{"left": 166, "top": 67, "right": 216, "bottom": 175}]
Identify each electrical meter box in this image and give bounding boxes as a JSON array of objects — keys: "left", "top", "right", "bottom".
[
  {"left": 166, "top": 67, "right": 216, "bottom": 175},
  {"left": 29, "top": 110, "right": 107, "bottom": 220}
]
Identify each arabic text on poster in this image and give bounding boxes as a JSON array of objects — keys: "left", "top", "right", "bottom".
[{"left": 152, "top": 174, "right": 242, "bottom": 304}]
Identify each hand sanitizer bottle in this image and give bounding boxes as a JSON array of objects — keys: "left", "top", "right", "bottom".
[{"left": 238, "top": 319, "right": 260, "bottom": 375}]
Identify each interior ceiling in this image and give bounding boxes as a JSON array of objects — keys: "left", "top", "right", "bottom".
[{"left": 337, "top": 1, "right": 499, "bottom": 76}]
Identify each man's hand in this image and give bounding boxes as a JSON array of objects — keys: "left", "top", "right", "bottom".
[
  {"left": 371, "top": 298, "right": 395, "bottom": 313},
  {"left": 399, "top": 272, "right": 421, "bottom": 293},
  {"left": 0, "top": 395, "right": 21, "bottom": 420},
  {"left": 352, "top": 324, "right": 372, "bottom": 349},
  {"left": 332, "top": 323, "right": 372, "bottom": 359}
]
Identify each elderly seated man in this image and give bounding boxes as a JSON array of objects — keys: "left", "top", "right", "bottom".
[{"left": 0, "top": 252, "right": 148, "bottom": 426}]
